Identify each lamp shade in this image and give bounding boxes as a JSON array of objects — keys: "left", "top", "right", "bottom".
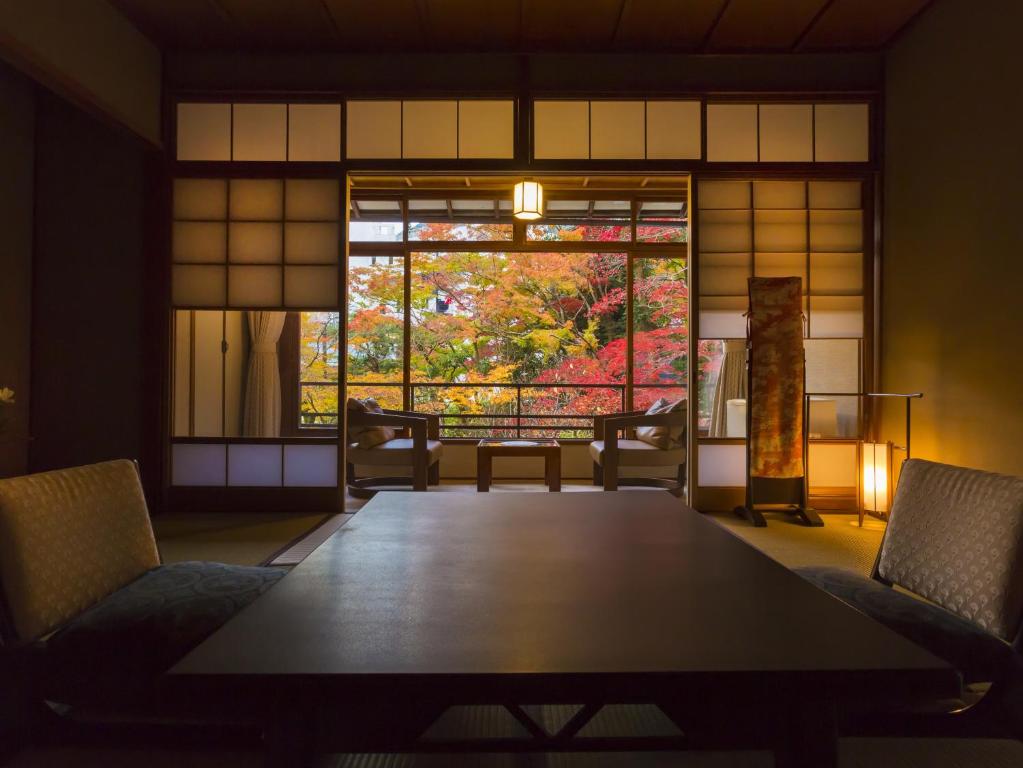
[
  {"left": 862, "top": 441, "right": 891, "bottom": 513},
  {"left": 513, "top": 180, "right": 543, "bottom": 220}
]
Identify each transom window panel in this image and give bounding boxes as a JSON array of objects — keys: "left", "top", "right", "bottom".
[
  {"left": 176, "top": 103, "right": 231, "bottom": 162},
  {"left": 637, "top": 201, "right": 688, "bottom": 243},
  {"left": 232, "top": 104, "right": 287, "bottom": 162},
  {"left": 646, "top": 101, "right": 702, "bottom": 160},
  {"left": 814, "top": 104, "right": 870, "bottom": 162},
  {"left": 172, "top": 178, "right": 341, "bottom": 309},
  {"left": 706, "top": 104, "right": 759, "bottom": 162},
  {"left": 534, "top": 99, "right": 701, "bottom": 160},
  {"left": 590, "top": 101, "right": 646, "bottom": 159},
  {"left": 402, "top": 100, "right": 458, "bottom": 159},
  {"left": 527, "top": 200, "right": 632, "bottom": 241},
  {"left": 349, "top": 200, "right": 403, "bottom": 242},
  {"left": 408, "top": 199, "right": 514, "bottom": 241},
  {"left": 458, "top": 100, "right": 514, "bottom": 159},
  {"left": 758, "top": 104, "right": 813, "bottom": 162},
  {"left": 346, "top": 99, "right": 516, "bottom": 160},
  {"left": 176, "top": 103, "right": 342, "bottom": 162},
  {"left": 705, "top": 102, "right": 870, "bottom": 163}
]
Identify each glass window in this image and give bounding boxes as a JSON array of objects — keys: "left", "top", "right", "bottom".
[
  {"left": 349, "top": 200, "right": 403, "bottom": 242},
  {"left": 637, "top": 201, "right": 687, "bottom": 243},
  {"left": 300, "top": 312, "right": 341, "bottom": 426},
  {"left": 346, "top": 256, "right": 404, "bottom": 410},
  {"left": 633, "top": 257, "right": 689, "bottom": 409},
  {"left": 527, "top": 200, "right": 631, "bottom": 242},
  {"left": 408, "top": 199, "right": 513, "bottom": 241}
]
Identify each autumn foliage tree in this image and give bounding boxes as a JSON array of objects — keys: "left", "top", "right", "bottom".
[{"left": 321, "top": 217, "right": 691, "bottom": 435}]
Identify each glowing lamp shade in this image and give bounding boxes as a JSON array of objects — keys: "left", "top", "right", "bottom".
[
  {"left": 862, "top": 441, "right": 891, "bottom": 513},
  {"left": 513, "top": 180, "right": 543, "bottom": 220}
]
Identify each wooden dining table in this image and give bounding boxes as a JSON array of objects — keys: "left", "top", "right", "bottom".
[{"left": 166, "top": 490, "right": 958, "bottom": 767}]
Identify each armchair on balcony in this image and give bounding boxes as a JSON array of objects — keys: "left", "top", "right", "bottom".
[
  {"left": 346, "top": 398, "right": 443, "bottom": 499},
  {"left": 589, "top": 398, "right": 687, "bottom": 497}
]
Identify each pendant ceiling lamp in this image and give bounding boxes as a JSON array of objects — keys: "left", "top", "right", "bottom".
[{"left": 513, "top": 180, "right": 543, "bottom": 220}]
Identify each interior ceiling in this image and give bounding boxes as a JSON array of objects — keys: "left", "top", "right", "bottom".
[{"left": 110, "top": 0, "right": 932, "bottom": 54}]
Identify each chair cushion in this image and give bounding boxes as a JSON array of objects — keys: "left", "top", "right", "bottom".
[
  {"left": 40, "top": 561, "right": 284, "bottom": 705},
  {"left": 589, "top": 440, "right": 686, "bottom": 467},
  {"left": 0, "top": 460, "right": 160, "bottom": 643},
  {"left": 346, "top": 397, "right": 395, "bottom": 449},
  {"left": 347, "top": 438, "right": 444, "bottom": 467},
  {"left": 635, "top": 398, "right": 687, "bottom": 449},
  {"left": 795, "top": 566, "right": 1014, "bottom": 684},
  {"left": 878, "top": 459, "right": 1023, "bottom": 641}
]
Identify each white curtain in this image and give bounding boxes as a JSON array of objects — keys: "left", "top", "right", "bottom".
[
  {"left": 710, "top": 339, "right": 748, "bottom": 437},
  {"left": 243, "top": 311, "right": 286, "bottom": 438}
]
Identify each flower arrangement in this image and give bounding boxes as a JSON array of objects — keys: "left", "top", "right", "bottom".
[{"left": 0, "top": 387, "right": 14, "bottom": 436}]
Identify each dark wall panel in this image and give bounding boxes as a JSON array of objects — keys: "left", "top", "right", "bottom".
[
  {"left": 30, "top": 90, "right": 149, "bottom": 478},
  {"left": 0, "top": 60, "right": 34, "bottom": 478}
]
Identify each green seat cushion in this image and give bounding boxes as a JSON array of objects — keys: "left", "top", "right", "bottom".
[{"left": 40, "top": 561, "right": 284, "bottom": 705}]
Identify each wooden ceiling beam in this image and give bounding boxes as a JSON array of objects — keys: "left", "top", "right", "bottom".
[
  {"left": 699, "top": 0, "right": 732, "bottom": 52},
  {"left": 414, "top": 0, "right": 431, "bottom": 51},
  {"left": 609, "top": 0, "right": 629, "bottom": 48},
  {"left": 791, "top": 0, "right": 837, "bottom": 52},
  {"left": 317, "top": 0, "right": 343, "bottom": 42}
]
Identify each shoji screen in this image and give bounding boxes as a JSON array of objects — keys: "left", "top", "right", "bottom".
[
  {"left": 696, "top": 178, "right": 865, "bottom": 504},
  {"left": 173, "top": 178, "right": 340, "bottom": 309},
  {"left": 171, "top": 177, "right": 342, "bottom": 490}
]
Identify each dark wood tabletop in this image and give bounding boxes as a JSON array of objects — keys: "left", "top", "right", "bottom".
[{"left": 169, "top": 491, "right": 955, "bottom": 699}]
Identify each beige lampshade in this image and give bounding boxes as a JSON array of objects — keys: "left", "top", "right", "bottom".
[
  {"left": 513, "top": 180, "right": 543, "bottom": 220},
  {"left": 862, "top": 441, "right": 891, "bottom": 513}
]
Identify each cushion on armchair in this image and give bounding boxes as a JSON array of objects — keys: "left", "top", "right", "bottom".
[
  {"left": 347, "top": 397, "right": 395, "bottom": 449},
  {"left": 39, "top": 560, "right": 285, "bottom": 705},
  {"left": 795, "top": 565, "right": 1013, "bottom": 684},
  {"left": 635, "top": 398, "right": 687, "bottom": 449}
]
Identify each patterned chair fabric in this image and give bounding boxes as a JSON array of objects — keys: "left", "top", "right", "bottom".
[
  {"left": 877, "top": 459, "right": 1023, "bottom": 641},
  {"left": 0, "top": 460, "right": 160, "bottom": 642},
  {"left": 796, "top": 566, "right": 1013, "bottom": 683},
  {"left": 40, "top": 560, "right": 284, "bottom": 704}
]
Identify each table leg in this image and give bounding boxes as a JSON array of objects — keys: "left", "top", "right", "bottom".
[
  {"left": 547, "top": 452, "right": 561, "bottom": 492},
  {"left": 774, "top": 697, "right": 838, "bottom": 768},
  {"left": 477, "top": 451, "right": 491, "bottom": 492}
]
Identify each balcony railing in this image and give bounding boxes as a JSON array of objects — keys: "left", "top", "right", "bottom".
[{"left": 304, "top": 381, "right": 686, "bottom": 438}]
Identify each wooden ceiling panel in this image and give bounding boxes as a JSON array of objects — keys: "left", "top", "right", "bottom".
[
  {"left": 614, "top": 0, "right": 728, "bottom": 51},
  {"left": 322, "top": 0, "right": 424, "bottom": 50},
  {"left": 113, "top": 0, "right": 935, "bottom": 53},
  {"left": 705, "top": 0, "right": 830, "bottom": 51},
  {"left": 798, "top": 0, "right": 933, "bottom": 50},
  {"left": 520, "top": 0, "right": 625, "bottom": 51},
  {"left": 108, "top": 0, "right": 237, "bottom": 48},
  {"left": 420, "top": 0, "right": 520, "bottom": 51},
  {"left": 213, "top": 0, "right": 340, "bottom": 48}
]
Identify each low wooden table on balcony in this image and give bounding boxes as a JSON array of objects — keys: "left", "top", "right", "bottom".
[{"left": 476, "top": 438, "right": 561, "bottom": 492}]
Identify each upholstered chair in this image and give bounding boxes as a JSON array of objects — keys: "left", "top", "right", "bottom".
[
  {"left": 346, "top": 398, "right": 443, "bottom": 498},
  {"left": 797, "top": 459, "right": 1023, "bottom": 735},
  {"left": 589, "top": 399, "right": 687, "bottom": 497},
  {"left": 0, "top": 460, "right": 284, "bottom": 707}
]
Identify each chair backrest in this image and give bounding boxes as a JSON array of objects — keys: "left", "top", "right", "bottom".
[
  {"left": 877, "top": 458, "right": 1023, "bottom": 642},
  {"left": 0, "top": 460, "right": 160, "bottom": 643}
]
